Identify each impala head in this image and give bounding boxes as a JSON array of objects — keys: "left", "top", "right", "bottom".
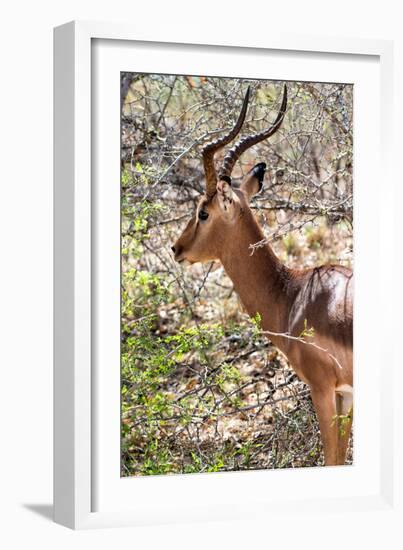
[{"left": 172, "top": 84, "right": 287, "bottom": 265}]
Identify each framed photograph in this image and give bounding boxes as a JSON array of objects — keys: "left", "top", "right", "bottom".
[{"left": 54, "top": 21, "right": 399, "bottom": 531}]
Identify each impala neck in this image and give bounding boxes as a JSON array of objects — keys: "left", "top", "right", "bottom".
[{"left": 219, "top": 211, "right": 294, "bottom": 339}]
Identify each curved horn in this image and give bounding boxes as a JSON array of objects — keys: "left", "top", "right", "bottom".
[
  {"left": 202, "top": 86, "right": 250, "bottom": 198},
  {"left": 219, "top": 84, "right": 287, "bottom": 180}
]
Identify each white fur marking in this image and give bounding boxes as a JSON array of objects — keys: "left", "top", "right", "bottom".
[{"left": 335, "top": 384, "right": 353, "bottom": 394}]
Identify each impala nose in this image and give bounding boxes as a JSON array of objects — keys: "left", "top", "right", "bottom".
[{"left": 171, "top": 243, "right": 183, "bottom": 261}]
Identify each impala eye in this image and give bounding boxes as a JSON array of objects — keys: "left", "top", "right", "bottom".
[{"left": 198, "top": 210, "right": 209, "bottom": 221}]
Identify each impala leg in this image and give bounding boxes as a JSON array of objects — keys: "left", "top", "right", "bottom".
[
  {"left": 310, "top": 388, "right": 338, "bottom": 466},
  {"left": 335, "top": 390, "right": 353, "bottom": 465}
]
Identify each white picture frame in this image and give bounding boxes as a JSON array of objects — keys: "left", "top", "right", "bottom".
[{"left": 54, "top": 20, "right": 400, "bottom": 531}]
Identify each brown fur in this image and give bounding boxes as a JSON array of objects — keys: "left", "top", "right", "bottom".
[{"left": 173, "top": 173, "right": 353, "bottom": 466}]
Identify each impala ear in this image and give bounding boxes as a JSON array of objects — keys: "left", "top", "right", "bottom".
[{"left": 240, "top": 162, "right": 266, "bottom": 201}]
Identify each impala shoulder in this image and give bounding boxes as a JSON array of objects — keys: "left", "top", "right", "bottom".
[{"left": 287, "top": 264, "right": 353, "bottom": 333}]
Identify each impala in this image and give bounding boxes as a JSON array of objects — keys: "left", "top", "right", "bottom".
[{"left": 172, "top": 84, "right": 353, "bottom": 466}]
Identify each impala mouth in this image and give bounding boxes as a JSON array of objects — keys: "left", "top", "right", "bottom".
[
  {"left": 177, "top": 258, "right": 192, "bottom": 267},
  {"left": 171, "top": 244, "right": 193, "bottom": 266}
]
